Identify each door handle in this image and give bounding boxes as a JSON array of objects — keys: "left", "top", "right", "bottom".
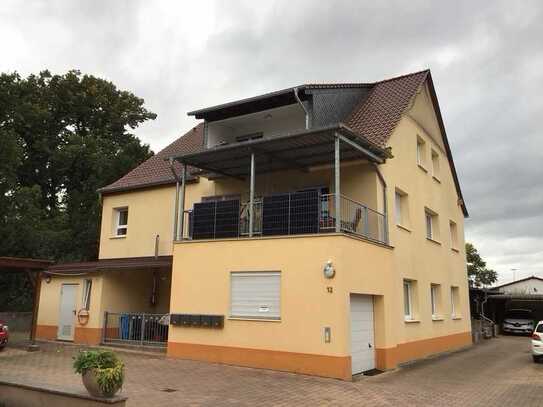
[
  {"left": 368, "top": 343, "right": 372, "bottom": 348},
  {"left": 73, "top": 310, "right": 77, "bottom": 315}
]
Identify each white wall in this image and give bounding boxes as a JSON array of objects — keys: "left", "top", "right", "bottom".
[
  {"left": 206, "top": 104, "right": 305, "bottom": 148},
  {"left": 495, "top": 278, "right": 543, "bottom": 295}
]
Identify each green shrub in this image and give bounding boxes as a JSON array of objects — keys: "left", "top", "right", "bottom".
[{"left": 73, "top": 350, "right": 124, "bottom": 395}]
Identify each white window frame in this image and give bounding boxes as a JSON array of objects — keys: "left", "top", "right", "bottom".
[
  {"left": 431, "top": 149, "right": 440, "bottom": 179},
  {"left": 425, "top": 211, "right": 433, "bottom": 239},
  {"left": 114, "top": 207, "right": 128, "bottom": 236},
  {"left": 230, "top": 271, "right": 281, "bottom": 320},
  {"left": 416, "top": 136, "right": 426, "bottom": 168},
  {"left": 404, "top": 280, "right": 413, "bottom": 320},
  {"left": 431, "top": 284, "right": 439, "bottom": 318},
  {"left": 82, "top": 279, "right": 92, "bottom": 310},
  {"left": 449, "top": 220, "right": 458, "bottom": 249},
  {"left": 451, "top": 286, "right": 459, "bottom": 318},
  {"left": 395, "top": 191, "right": 402, "bottom": 225}
]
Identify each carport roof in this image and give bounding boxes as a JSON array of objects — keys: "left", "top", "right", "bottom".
[
  {"left": 170, "top": 124, "right": 387, "bottom": 179},
  {"left": 0, "top": 257, "right": 53, "bottom": 272},
  {"left": 46, "top": 256, "right": 173, "bottom": 275}
]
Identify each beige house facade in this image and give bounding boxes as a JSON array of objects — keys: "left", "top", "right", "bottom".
[{"left": 36, "top": 70, "right": 471, "bottom": 380}]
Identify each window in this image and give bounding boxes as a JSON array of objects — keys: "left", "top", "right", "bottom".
[
  {"left": 431, "top": 149, "right": 440, "bottom": 179},
  {"left": 416, "top": 136, "right": 426, "bottom": 168},
  {"left": 114, "top": 207, "right": 128, "bottom": 236},
  {"left": 449, "top": 220, "right": 458, "bottom": 249},
  {"left": 403, "top": 280, "right": 413, "bottom": 320},
  {"left": 82, "top": 279, "right": 92, "bottom": 310},
  {"left": 451, "top": 286, "right": 460, "bottom": 318},
  {"left": 230, "top": 272, "right": 280, "bottom": 320},
  {"left": 431, "top": 284, "right": 440, "bottom": 318},
  {"left": 425, "top": 208, "right": 439, "bottom": 241},
  {"left": 395, "top": 188, "right": 409, "bottom": 227}
]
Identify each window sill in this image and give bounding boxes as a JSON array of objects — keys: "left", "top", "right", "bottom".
[
  {"left": 418, "top": 164, "right": 428, "bottom": 173},
  {"left": 396, "top": 224, "right": 412, "bottom": 233},
  {"left": 426, "top": 237, "right": 441, "bottom": 245},
  {"left": 432, "top": 316, "right": 445, "bottom": 321},
  {"left": 228, "top": 317, "right": 281, "bottom": 322},
  {"left": 451, "top": 247, "right": 460, "bottom": 253},
  {"left": 109, "top": 235, "right": 127, "bottom": 240},
  {"left": 404, "top": 318, "right": 420, "bottom": 324},
  {"left": 452, "top": 315, "right": 463, "bottom": 320}
]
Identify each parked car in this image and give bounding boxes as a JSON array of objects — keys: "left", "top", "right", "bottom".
[
  {"left": 502, "top": 309, "right": 534, "bottom": 335},
  {"left": 0, "top": 320, "right": 8, "bottom": 350},
  {"left": 532, "top": 321, "right": 543, "bottom": 362}
]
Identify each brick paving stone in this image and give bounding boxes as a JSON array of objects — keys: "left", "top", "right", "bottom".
[{"left": 1, "top": 336, "right": 542, "bottom": 406}]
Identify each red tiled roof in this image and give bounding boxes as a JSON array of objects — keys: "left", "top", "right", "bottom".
[
  {"left": 99, "top": 124, "right": 204, "bottom": 194},
  {"left": 346, "top": 70, "right": 429, "bottom": 147}
]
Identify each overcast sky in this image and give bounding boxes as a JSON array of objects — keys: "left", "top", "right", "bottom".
[{"left": 1, "top": 1, "right": 542, "bottom": 283}]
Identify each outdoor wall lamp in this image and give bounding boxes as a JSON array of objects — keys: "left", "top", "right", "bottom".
[{"left": 323, "top": 260, "right": 335, "bottom": 279}]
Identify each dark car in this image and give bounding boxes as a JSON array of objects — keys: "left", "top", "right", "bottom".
[
  {"left": 0, "top": 320, "right": 8, "bottom": 349},
  {"left": 502, "top": 309, "right": 534, "bottom": 335}
]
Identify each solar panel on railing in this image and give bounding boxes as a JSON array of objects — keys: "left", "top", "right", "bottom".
[
  {"left": 262, "top": 193, "right": 290, "bottom": 236},
  {"left": 215, "top": 199, "right": 240, "bottom": 238},
  {"left": 192, "top": 201, "right": 216, "bottom": 239},
  {"left": 290, "top": 190, "right": 319, "bottom": 234}
]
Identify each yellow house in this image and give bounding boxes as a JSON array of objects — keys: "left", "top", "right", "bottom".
[{"left": 36, "top": 69, "right": 471, "bottom": 380}]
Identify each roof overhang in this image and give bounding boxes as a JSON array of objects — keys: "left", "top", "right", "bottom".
[
  {"left": 46, "top": 256, "right": 173, "bottom": 275},
  {"left": 169, "top": 124, "right": 387, "bottom": 180},
  {"left": 0, "top": 257, "right": 53, "bottom": 272}
]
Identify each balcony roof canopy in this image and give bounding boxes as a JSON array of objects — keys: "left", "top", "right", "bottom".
[{"left": 170, "top": 124, "right": 387, "bottom": 180}]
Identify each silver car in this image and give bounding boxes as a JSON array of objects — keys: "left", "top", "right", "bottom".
[{"left": 502, "top": 309, "right": 534, "bottom": 335}]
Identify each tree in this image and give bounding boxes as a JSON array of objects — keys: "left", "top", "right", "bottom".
[
  {"left": 0, "top": 70, "right": 156, "bottom": 310},
  {"left": 466, "top": 242, "right": 498, "bottom": 287}
]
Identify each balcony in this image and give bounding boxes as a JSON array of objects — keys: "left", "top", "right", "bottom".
[
  {"left": 181, "top": 191, "right": 387, "bottom": 244},
  {"left": 168, "top": 125, "right": 390, "bottom": 246}
]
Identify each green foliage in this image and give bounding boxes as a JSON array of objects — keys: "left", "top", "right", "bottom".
[
  {"left": 466, "top": 242, "right": 498, "bottom": 287},
  {"left": 0, "top": 70, "right": 155, "bottom": 309},
  {"left": 73, "top": 350, "right": 124, "bottom": 395}
]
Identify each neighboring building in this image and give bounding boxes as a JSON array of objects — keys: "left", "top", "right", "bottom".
[
  {"left": 36, "top": 69, "right": 471, "bottom": 380},
  {"left": 490, "top": 276, "right": 543, "bottom": 295}
]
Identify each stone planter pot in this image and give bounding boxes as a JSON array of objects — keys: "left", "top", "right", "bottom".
[{"left": 82, "top": 369, "right": 122, "bottom": 398}]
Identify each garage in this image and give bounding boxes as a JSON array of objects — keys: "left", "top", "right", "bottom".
[{"left": 349, "top": 294, "right": 375, "bottom": 374}]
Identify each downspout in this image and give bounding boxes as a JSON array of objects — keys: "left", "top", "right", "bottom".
[
  {"left": 294, "top": 87, "right": 310, "bottom": 129},
  {"left": 372, "top": 163, "right": 389, "bottom": 245},
  {"left": 169, "top": 158, "right": 181, "bottom": 241}
]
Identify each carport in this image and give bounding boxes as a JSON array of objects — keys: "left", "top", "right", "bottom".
[
  {"left": 0, "top": 257, "right": 53, "bottom": 348},
  {"left": 485, "top": 293, "right": 543, "bottom": 329}
]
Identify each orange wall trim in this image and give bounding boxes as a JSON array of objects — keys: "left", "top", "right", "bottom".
[
  {"left": 168, "top": 342, "right": 352, "bottom": 380},
  {"left": 375, "top": 331, "right": 472, "bottom": 369},
  {"left": 74, "top": 327, "right": 102, "bottom": 346},
  {"left": 35, "top": 325, "right": 57, "bottom": 340}
]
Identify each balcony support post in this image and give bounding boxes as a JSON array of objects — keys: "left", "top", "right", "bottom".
[
  {"left": 178, "top": 163, "right": 187, "bottom": 240},
  {"left": 334, "top": 135, "right": 341, "bottom": 233},
  {"left": 249, "top": 152, "right": 255, "bottom": 237}
]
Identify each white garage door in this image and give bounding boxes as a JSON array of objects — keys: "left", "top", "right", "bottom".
[{"left": 350, "top": 294, "right": 375, "bottom": 374}]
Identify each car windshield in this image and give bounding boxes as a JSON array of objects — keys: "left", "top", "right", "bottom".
[
  {"left": 505, "top": 310, "right": 532, "bottom": 320},
  {"left": 537, "top": 324, "right": 543, "bottom": 333}
]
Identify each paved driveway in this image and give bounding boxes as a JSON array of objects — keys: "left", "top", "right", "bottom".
[{"left": 1, "top": 335, "right": 542, "bottom": 406}]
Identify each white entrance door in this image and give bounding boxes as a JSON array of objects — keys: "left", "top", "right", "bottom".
[
  {"left": 58, "top": 284, "right": 77, "bottom": 341},
  {"left": 350, "top": 294, "right": 375, "bottom": 374}
]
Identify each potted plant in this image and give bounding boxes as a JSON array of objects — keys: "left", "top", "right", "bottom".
[{"left": 73, "top": 350, "right": 124, "bottom": 398}]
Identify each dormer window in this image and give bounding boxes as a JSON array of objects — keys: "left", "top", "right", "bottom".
[
  {"left": 114, "top": 207, "right": 128, "bottom": 236},
  {"left": 235, "top": 132, "right": 263, "bottom": 143}
]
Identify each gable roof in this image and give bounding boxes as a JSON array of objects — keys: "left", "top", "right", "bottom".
[
  {"left": 101, "top": 70, "right": 466, "bottom": 216},
  {"left": 98, "top": 124, "right": 204, "bottom": 194},
  {"left": 491, "top": 276, "right": 543, "bottom": 290}
]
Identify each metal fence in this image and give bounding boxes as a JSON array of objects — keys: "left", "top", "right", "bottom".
[
  {"left": 102, "top": 312, "right": 168, "bottom": 347},
  {"left": 179, "top": 191, "right": 387, "bottom": 244},
  {"left": 320, "top": 194, "right": 387, "bottom": 243}
]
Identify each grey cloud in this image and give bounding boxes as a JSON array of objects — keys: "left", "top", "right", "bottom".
[{"left": 1, "top": 0, "right": 542, "bottom": 282}]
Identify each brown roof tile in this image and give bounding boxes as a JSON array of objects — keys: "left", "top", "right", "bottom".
[
  {"left": 346, "top": 70, "right": 429, "bottom": 147},
  {"left": 99, "top": 123, "right": 204, "bottom": 194}
]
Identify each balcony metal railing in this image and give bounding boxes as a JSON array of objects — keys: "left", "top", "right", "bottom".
[
  {"left": 102, "top": 312, "right": 168, "bottom": 347},
  {"left": 179, "top": 191, "right": 387, "bottom": 244}
]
